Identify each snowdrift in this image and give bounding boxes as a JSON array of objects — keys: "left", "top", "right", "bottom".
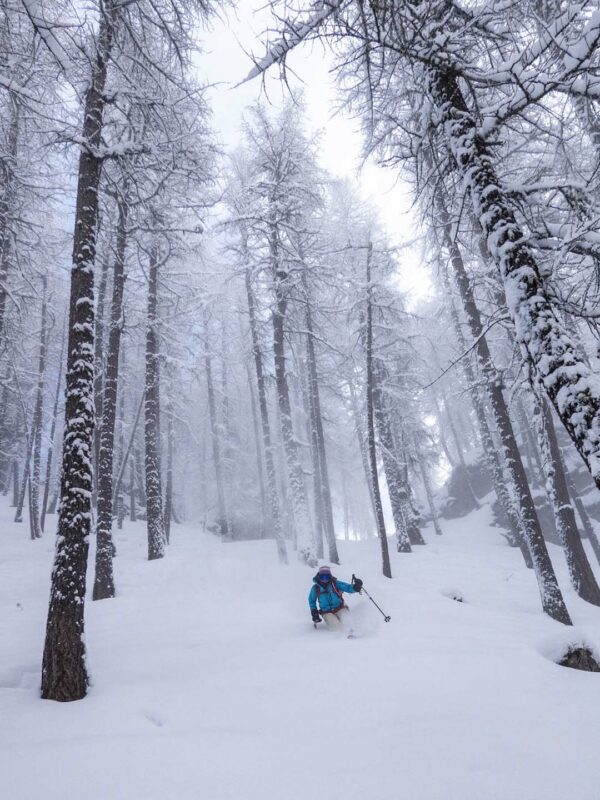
[{"left": 2, "top": 501, "right": 600, "bottom": 800}]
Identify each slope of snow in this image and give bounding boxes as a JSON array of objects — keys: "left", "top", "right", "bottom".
[{"left": 2, "top": 501, "right": 600, "bottom": 800}]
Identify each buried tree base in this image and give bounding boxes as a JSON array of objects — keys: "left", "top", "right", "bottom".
[{"left": 558, "top": 647, "right": 600, "bottom": 672}]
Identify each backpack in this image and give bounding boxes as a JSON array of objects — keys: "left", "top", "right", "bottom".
[{"left": 314, "top": 577, "right": 344, "bottom": 610}]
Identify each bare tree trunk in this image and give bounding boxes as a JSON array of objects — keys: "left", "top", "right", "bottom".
[
  {"left": 145, "top": 246, "right": 166, "bottom": 561},
  {"left": 533, "top": 389, "right": 600, "bottom": 605},
  {"left": 439, "top": 213, "right": 532, "bottom": 564},
  {"left": 299, "top": 355, "right": 325, "bottom": 559},
  {"left": 429, "top": 66, "right": 600, "bottom": 496},
  {"left": 204, "top": 315, "right": 230, "bottom": 542},
  {"left": 164, "top": 400, "right": 174, "bottom": 545},
  {"left": 42, "top": 1, "right": 119, "bottom": 702},
  {"left": 41, "top": 323, "right": 65, "bottom": 533},
  {"left": 372, "top": 361, "right": 412, "bottom": 553},
  {"left": 269, "top": 222, "right": 315, "bottom": 565},
  {"left": 0, "top": 97, "right": 19, "bottom": 344},
  {"left": 0, "top": 378, "right": 13, "bottom": 491},
  {"left": 564, "top": 468, "right": 600, "bottom": 566},
  {"left": 93, "top": 193, "right": 128, "bottom": 599},
  {"left": 11, "top": 459, "right": 18, "bottom": 507},
  {"left": 347, "top": 377, "right": 378, "bottom": 527},
  {"left": 129, "top": 457, "right": 136, "bottom": 522},
  {"left": 135, "top": 445, "right": 146, "bottom": 510},
  {"left": 29, "top": 275, "right": 49, "bottom": 540},
  {"left": 244, "top": 264, "right": 287, "bottom": 563},
  {"left": 112, "top": 393, "right": 143, "bottom": 509},
  {"left": 366, "top": 242, "right": 392, "bottom": 578},
  {"left": 341, "top": 468, "right": 350, "bottom": 541},
  {"left": 302, "top": 268, "right": 339, "bottom": 564},
  {"left": 417, "top": 449, "right": 443, "bottom": 536},
  {"left": 14, "top": 427, "right": 32, "bottom": 523},
  {"left": 92, "top": 253, "right": 110, "bottom": 505},
  {"left": 434, "top": 389, "right": 480, "bottom": 510},
  {"left": 246, "top": 354, "right": 267, "bottom": 539},
  {"left": 439, "top": 177, "right": 572, "bottom": 625}
]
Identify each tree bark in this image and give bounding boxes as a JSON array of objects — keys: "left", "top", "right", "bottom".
[
  {"left": 29, "top": 275, "right": 49, "bottom": 540},
  {"left": 244, "top": 264, "right": 287, "bottom": 563},
  {"left": 429, "top": 66, "right": 600, "bottom": 496},
  {"left": 145, "top": 246, "right": 166, "bottom": 561},
  {"left": 92, "top": 252, "right": 110, "bottom": 504},
  {"left": 372, "top": 361, "right": 412, "bottom": 553},
  {"left": 366, "top": 242, "right": 392, "bottom": 577},
  {"left": 533, "top": 390, "right": 600, "bottom": 605},
  {"left": 417, "top": 448, "right": 443, "bottom": 536},
  {"left": 129, "top": 457, "right": 136, "bottom": 522},
  {"left": 41, "top": 324, "right": 65, "bottom": 533},
  {"left": 269, "top": 222, "right": 315, "bottom": 564},
  {"left": 42, "top": 1, "right": 119, "bottom": 701},
  {"left": 93, "top": 193, "right": 128, "bottom": 599},
  {"left": 434, "top": 389, "right": 480, "bottom": 510},
  {"left": 440, "top": 236, "right": 531, "bottom": 565},
  {"left": 0, "top": 97, "right": 19, "bottom": 344},
  {"left": 302, "top": 267, "right": 339, "bottom": 564},
  {"left": 564, "top": 467, "right": 600, "bottom": 566},
  {"left": 439, "top": 175, "right": 572, "bottom": 625},
  {"left": 164, "top": 400, "right": 174, "bottom": 545},
  {"left": 204, "top": 315, "right": 230, "bottom": 542}
]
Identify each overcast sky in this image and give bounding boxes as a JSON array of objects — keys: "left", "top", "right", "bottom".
[{"left": 195, "top": 0, "right": 431, "bottom": 301}]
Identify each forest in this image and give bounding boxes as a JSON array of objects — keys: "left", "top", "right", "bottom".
[{"left": 2, "top": 1, "right": 600, "bottom": 797}]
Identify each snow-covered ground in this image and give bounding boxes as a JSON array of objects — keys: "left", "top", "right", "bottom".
[{"left": 2, "top": 500, "right": 600, "bottom": 800}]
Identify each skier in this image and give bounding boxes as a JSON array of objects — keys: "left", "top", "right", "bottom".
[{"left": 309, "top": 565, "right": 363, "bottom": 635}]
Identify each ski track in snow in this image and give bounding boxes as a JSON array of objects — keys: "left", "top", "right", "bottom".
[{"left": 2, "top": 500, "right": 600, "bottom": 800}]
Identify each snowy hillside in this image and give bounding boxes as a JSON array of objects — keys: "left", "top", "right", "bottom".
[{"left": 2, "top": 501, "right": 600, "bottom": 800}]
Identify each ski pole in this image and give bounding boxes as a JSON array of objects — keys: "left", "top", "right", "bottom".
[{"left": 354, "top": 575, "right": 391, "bottom": 622}]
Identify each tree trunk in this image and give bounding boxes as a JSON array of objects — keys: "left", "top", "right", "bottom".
[
  {"left": 417, "top": 449, "right": 443, "bottom": 536},
  {"left": 439, "top": 176, "right": 571, "bottom": 625},
  {"left": 434, "top": 389, "right": 480, "bottom": 510},
  {"left": 129, "top": 457, "right": 136, "bottom": 522},
  {"left": 372, "top": 361, "right": 412, "bottom": 553},
  {"left": 145, "top": 246, "right": 166, "bottom": 561},
  {"left": 347, "top": 377, "right": 378, "bottom": 528},
  {"left": 14, "top": 423, "right": 32, "bottom": 524},
  {"left": 93, "top": 193, "right": 128, "bottom": 599},
  {"left": 112, "top": 392, "right": 143, "bottom": 509},
  {"left": 244, "top": 264, "right": 287, "bottom": 563},
  {"left": 204, "top": 315, "right": 230, "bottom": 541},
  {"left": 302, "top": 267, "right": 339, "bottom": 564},
  {"left": 29, "top": 275, "right": 49, "bottom": 540},
  {"left": 0, "top": 98, "right": 19, "bottom": 344},
  {"left": 11, "top": 459, "right": 18, "bottom": 507},
  {"left": 564, "top": 467, "right": 600, "bottom": 566},
  {"left": 164, "top": 401, "right": 174, "bottom": 545},
  {"left": 440, "top": 240, "right": 531, "bottom": 565},
  {"left": 41, "top": 324, "right": 65, "bottom": 533},
  {"left": 269, "top": 222, "right": 315, "bottom": 565},
  {"left": 429, "top": 66, "right": 600, "bottom": 495},
  {"left": 366, "top": 242, "right": 392, "bottom": 578},
  {"left": 299, "top": 355, "right": 325, "bottom": 559},
  {"left": 533, "top": 390, "right": 600, "bottom": 605},
  {"left": 92, "top": 253, "right": 110, "bottom": 505},
  {"left": 42, "top": 1, "right": 119, "bottom": 702}
]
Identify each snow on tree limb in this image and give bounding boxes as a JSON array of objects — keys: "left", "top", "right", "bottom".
[
  {"left": 0, "top": 73, "right": 39, "bottom": 100},
  {"left": 19, "top": 0, "right": 75, "bottom": 76},
  {"left": 238, "top": 1, "right": 344, "bottom": 85}
]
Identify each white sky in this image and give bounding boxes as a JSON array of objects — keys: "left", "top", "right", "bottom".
[{"left": 195, "top": 1, "right": 432, "bottom": 303}]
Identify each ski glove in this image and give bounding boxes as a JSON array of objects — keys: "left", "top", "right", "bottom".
[
  {"left": 311, "top": 609, "right": 322, "bottom": 623},
  {"left": 352, "top": 576, "right": 363, "bottom": 592}
]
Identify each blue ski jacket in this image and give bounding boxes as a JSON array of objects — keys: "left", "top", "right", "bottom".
[{"left": 309, "top": 575, "right": 357, "bottom": 613}]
